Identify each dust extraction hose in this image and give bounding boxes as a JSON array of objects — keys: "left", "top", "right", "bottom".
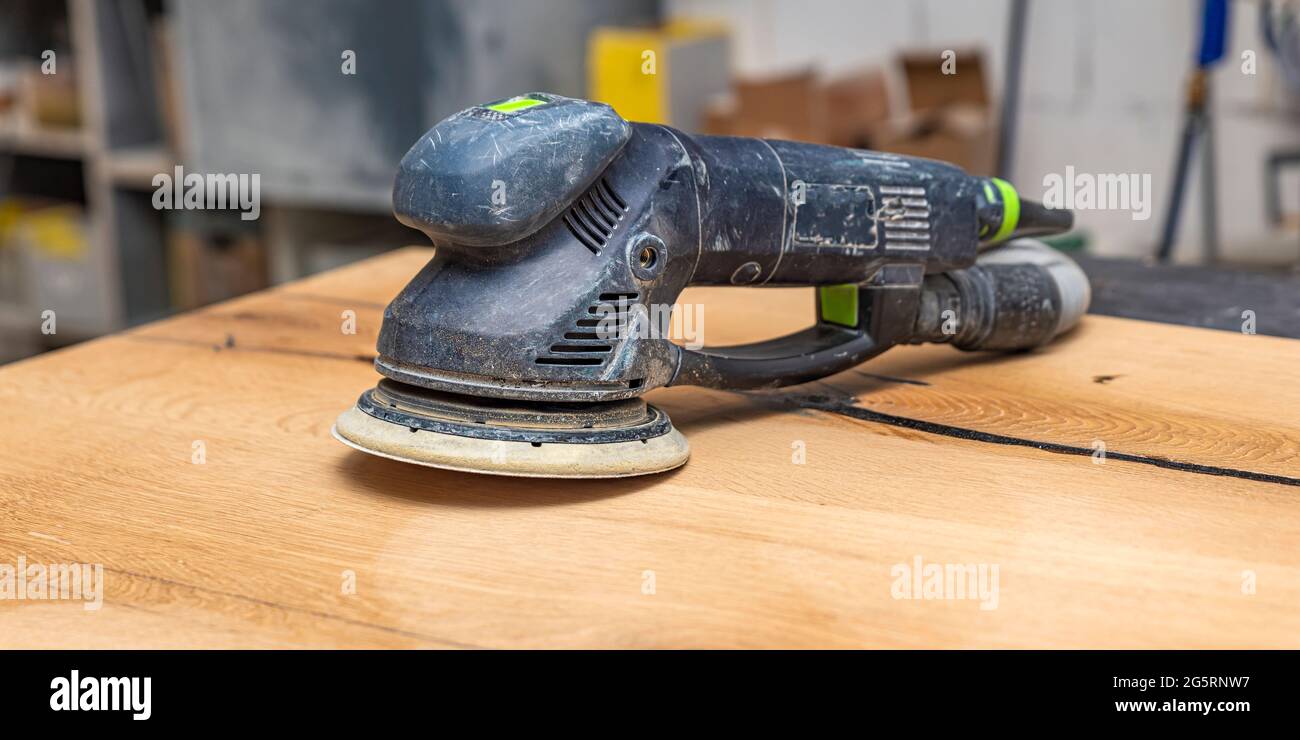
[{"left": 913, "top": 239, "right": 1091, "bottom": 352}]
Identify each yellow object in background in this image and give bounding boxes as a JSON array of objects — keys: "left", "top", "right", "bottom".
[
  {"left": 589, "top": 28, "right": 667, "bottom": 124},
  {"left": 0, "top": 199, "right": 25, "bottom": 248},
  {"left": 587, "top": 20, "right": 730, "bottom": 131},
  {"left": 4, "top": 199, "right": 103, "bottom": 336},
  {"left": 19, "top": 205, "right": 86, "bottom": 260},
  {"left": 0, "top": 199, "right": 86, "bottom": 260}
]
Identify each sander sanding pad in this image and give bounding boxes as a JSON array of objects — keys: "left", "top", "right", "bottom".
[{"left": 332, "top": 381, "right": 690, "bottom": 478}]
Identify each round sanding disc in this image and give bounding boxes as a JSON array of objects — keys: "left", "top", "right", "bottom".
[{"left": 333, "top": 404, "right": 690, "bottom": 479}]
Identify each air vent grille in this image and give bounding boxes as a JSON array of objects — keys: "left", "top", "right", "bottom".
[
  {"left": 534, "top": 292, "right": 639, "bottom": 367},
  {"left": 563, "top": 178, "right": 628, "bottom": 254}
]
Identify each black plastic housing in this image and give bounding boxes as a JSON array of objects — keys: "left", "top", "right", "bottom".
[{"left": 377, "top": 94, "right": 1076, "bottom": 402}]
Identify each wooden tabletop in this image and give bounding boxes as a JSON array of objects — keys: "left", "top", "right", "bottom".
[{"left": 2, "top": 246, "right": 1298, "bottom": 648}]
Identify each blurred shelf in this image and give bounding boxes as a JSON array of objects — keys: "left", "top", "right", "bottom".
[
  {"left": 104, "top": 145, "right": 174, "bottom": 189},
  {"left": 0, "top": 115, "right": 87, "bottom": 159}
]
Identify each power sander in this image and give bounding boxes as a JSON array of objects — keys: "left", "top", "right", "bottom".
[{"left": 333, "top": 93, "right": 1089, "bottom": 478}]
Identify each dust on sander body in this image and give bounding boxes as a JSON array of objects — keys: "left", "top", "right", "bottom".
[{"left": 333, "top": 93, "right": 1087, "bottom": 478}]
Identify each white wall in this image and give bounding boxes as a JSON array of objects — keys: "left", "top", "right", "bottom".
[{"left": 669, "top": 0, "right": 1300, "bottom": 263}]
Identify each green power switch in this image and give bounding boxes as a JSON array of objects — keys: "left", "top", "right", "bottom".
[
  {"left": 484, "top": 95, "right": 547, "bottom": 113},
  {"left": 819, "top": 284, "right": 859, "bottom": 327}
]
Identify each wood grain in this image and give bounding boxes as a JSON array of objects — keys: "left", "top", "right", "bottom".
[{"left": 1, "top": 246, "right": 1297, "bottom": 648}]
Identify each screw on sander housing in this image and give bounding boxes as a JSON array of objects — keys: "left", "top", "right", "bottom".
[{"left": 378, "top": 93, "right": 1084, "bottom": 404}]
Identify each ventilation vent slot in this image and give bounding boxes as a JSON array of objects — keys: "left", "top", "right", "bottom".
[
  {"left": 534, "top": 292, "right": 640, "bottom": 367},
  {"left": 563, "top": 178, "right": 628, "bottom": 254}
]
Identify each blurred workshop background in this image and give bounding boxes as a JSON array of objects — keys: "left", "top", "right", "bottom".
[{"left": 2, "top": 0, "right": 1299, "bottom": 363}]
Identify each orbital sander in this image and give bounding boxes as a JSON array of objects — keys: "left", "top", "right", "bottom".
[{"left": 333, "top": 93, "right": 1089, "bottom": 478}]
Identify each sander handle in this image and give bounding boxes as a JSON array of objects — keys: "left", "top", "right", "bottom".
[
  {"left": 669, "top": 239, "right": 1090, "bottom": 391},
  {"left": 671, "top": 325, "right": 884, "bottom": 390}
]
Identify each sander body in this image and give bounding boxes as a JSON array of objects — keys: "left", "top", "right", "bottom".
[{"left": 334, "top": 93, "right": 1088, "bottom": 478}]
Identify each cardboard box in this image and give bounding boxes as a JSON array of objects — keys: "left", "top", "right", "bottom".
[
  {"left": 899, "top": 48, "right": 989, "bottom": 113},
  {"left": 20, "top": 63, "right": 80, "bottom": 129},
  {"left": 824, "top": 67, "right": 892, "bottom": 148},
  {"left": 873, "top": 104, "right": 996, "bottom": 176},
  {"left": 702, "top": 70, "right": 828, "bottom": 143},
  {"left": 874, "top": 48, "right": 996, "bottom": 175},
  {"left": 167, "top": 224, "right": 267, "bottom": 310},
  {"left": 690, "top": 45, "right": 995, "bottom": 174}
]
